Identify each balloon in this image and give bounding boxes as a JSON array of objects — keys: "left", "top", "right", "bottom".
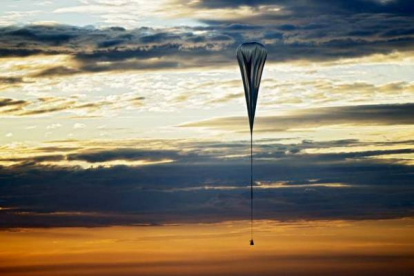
[
  {"left": 236, "top": 42, "right": 267, "bottom": 246},
  {"left": 236, "top": 42, "right": 267, "bottom": 133}
]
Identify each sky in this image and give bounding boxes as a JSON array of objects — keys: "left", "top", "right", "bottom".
[
  {"left": 1, "top": 219, "right": 414, "bottom": 275},
  {"left": 0, "top": 0, "right": 414, "bottom": 274}
]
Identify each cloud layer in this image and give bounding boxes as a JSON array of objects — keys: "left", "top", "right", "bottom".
[
  {"left": 1, "top": 130, "right": 414, "bottom": 228},
  {"left": 1, "top": 0, "right": 414, "bottom": 229},
  {"left": 1, "top": 0, "right": 414, "bottom": 76},
  {"left": 182, "top": 103, "right": 414, "bottom": 132}
]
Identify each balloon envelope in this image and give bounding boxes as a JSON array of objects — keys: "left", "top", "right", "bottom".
[{"left": 236, "top": 42, "right": 267, "bottom": 132}]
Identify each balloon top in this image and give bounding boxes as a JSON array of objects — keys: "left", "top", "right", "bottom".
[{"left": 237, "top": 42, "right": 266, "bottom": 52}]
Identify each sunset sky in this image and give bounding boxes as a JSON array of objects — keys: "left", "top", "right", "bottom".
[{"left": 1, "top": 0, "right": 414, "bottom": 275}]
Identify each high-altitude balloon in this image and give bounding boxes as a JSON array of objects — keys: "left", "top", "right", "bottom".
[
  {"left": 236, "top": 42, "right": 267, "bottom": 133},
  {"left": 236, "top": 42, "right": 267, "bottom": 246}
]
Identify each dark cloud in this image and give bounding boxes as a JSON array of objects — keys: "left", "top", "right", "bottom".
[
  {"left": 0, "top": 98, "right": 27, "bottom": 108},
  {"left": 0, "top": 77, "right": 24, "bottom": 85},
  {"left": 0, "top": 98, "right": 29, "bottom": 114},
  {"left": 19, "top": 103, "right": 75, "bottom": 116},
  {"left": 192, "top": 0, "right": 414, "bottom": 16},
  {"left": 0, "top": 77, "right": 27, "bottom": 91},
  {"left": 67, "top": 148, "right": 187, "bottom": 163},
  {"left": 32, "top": 66, "right": 80, "bottom": 78},
  {"left": 1, "top": 155, "right": 65, "bottom": 164},
  {"left": 35, "top": 146, "right": 80, "bottom": 153},
  {"left": 0, "top": 137, "right": 413, "bottom": 228},
  {"left": 182, "top": 103, "right": 414, "bottom": 132}
]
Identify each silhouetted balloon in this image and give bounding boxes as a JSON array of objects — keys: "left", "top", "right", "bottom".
[
  {"left": 236, "top": 42, "right": 267, "bottom": 133},
  {"left": 236, "top": 42, "right": 267, "bottom": 246}
]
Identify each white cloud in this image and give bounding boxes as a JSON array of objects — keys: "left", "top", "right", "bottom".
[
  {"left": 73, "top": 123, "right": 86, "bottom": 129},
  {"left": 0, "top": 10, "right": 42, "bottom": 26},
  {"left": 52, "top": 0, "right": 197, "bottom": 28},
  {"left": 47, "top": 123, "right": 62, "bottom": 129}
]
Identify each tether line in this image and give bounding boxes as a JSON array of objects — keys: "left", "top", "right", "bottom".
[{"left": 250, "top": 130, "right": 254, "bottom": 245}]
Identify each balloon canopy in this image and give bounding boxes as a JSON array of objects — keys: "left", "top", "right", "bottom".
[{"left": 236, "top": 42, "right": 267, "bottom": 133}]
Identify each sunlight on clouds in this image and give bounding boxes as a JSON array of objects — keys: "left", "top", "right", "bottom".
[
  {"left": 53, "top": 0, "right": 200, "bottom": 28},
  {"left": 170, "top": 6, "right": 260, "bottom": 20},
  {"left": 0, "top": 138, "right": 179, "bottom": 168},
  {"left": 304, "top": 141, "right": 414, "bottom": 155},
  {"left": 256, "top": 181, "right": 352, "bottom": 189},
  {"left": 0, "top": 55, "right": 76, "bottom": 81},
  {"left": 1, "top": 51, "right": 413, "bottom": 132},
  {"left": 168, "top": 1, "right": 284, "bottom": 21},
  {"left": 52, "top": 0, "right": 284, "bottom": 26},
  {"left": 3, "top": 64, "right": 414, "bottom": 143},
  {"left": 39, "top": 158, "right": 175, "bottom": 168},
  {"left": 0, "top": 55, "right": 77, "bottom": 92},
  {"left": 281, "top": 51, "right": 414, "bottom": 68},
  {"left": 169, "top": 182, "right": 352, "bottom": 192},
  {"left": 0, "top": 156, "right": 174, "bottom": 168},
  {"left": 368, "top": 153, "right": 414, "bottom": 165}
]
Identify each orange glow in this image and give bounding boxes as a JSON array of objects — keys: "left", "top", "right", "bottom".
[{"left": 1, "top": 218, "right": 414, "bottom": 275}]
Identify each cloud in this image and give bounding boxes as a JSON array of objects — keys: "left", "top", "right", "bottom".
[
  {"left": 46, "top": 123, "right": 62, "bottom": 130},
  {"left": 73, "top": 123, "right": 86, "bottom": 129},
  {"left": 1, "top": 2, "right": 414, "bottom": 77},
  {"left": 188, "top": 0, "right": 414, "bottom": 16},
  {"left": 182, "top": 103, "right": 414, "bottom": 132},
  {"left": 0, "top": 76, "right": 22, "bottom": 83},
  {"left": 0, "top": 94, "right": 146, "bottom": 117},
  {"left": 0, "top": 98, "right": 28, "bottom": 108},
  {"left": 0, "top": 98, "right": 30, "bottom": 114},
  {"left": 66, "top": 148, "right": 185, "bottom": 163},
  {"left": 208, "top": 92, "right": 243, "bottom": 104},
  {"left": 0, "top": 137, "right": 413, "bottom": 228}
]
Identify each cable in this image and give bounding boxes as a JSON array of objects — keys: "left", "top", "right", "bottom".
[{"left": 250, "top": 130, "right": 254, "bottom": 246}]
